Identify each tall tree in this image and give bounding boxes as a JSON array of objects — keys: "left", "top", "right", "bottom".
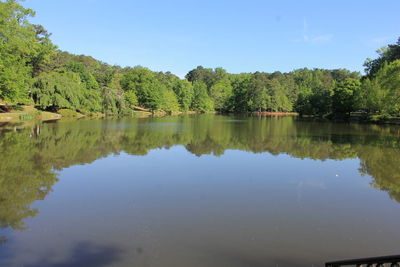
[
  {"left": 365, "top": 60, "right": 400, "bottom": 115},
  {"left": 121, "top": 67, "right": 164, "bottom": 111},
  {"left": 364, "top": 38, "right": 400, "bottom": 78},
  {"left": 191, "top": 81, "right": 214, "bottom": 112},
  {"left": 0, "top": 0, "right": 54, "bottom": 102},
  {"left": 332, "top": 78, "right": 362, "bottom": 115},
  {"left": 209, "top": 79, "right": 233, "bottom": 112},
  {"left": 172, "top": 80, "right": 194, "bottom": 111}
]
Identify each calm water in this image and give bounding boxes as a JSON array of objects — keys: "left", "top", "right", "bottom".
[{"left": 0, "top": 115, "right": 400, "bottom": 267}]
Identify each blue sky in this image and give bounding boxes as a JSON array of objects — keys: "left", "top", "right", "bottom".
[{"left": 25, "top": 0, "right": 400, "bottom": 77}]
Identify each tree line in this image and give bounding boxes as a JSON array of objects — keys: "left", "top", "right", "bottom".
[{"left": 1, "top": 0, "right": 400, "bottom": 117}]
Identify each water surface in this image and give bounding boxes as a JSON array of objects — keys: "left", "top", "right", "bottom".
[{"left": 0, "top": 115, "right": 399, "bottom": 266}]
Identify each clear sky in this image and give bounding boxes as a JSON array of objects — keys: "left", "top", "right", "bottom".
[{"left": 24, "top": 0, "right": 400, "bottom": 77}]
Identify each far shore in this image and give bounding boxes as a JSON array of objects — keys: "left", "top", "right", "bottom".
[
  {"left": 0, "top": 105, "right": 217, "bottom": 123},
  {"left": 252, "top": 111, "right": 298, "bottom": 116},
  {"left": 2, "top": 106, "right": 400, "bottom": 126}
]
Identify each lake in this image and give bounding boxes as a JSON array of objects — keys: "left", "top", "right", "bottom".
[{"left": 0, "top": 115, "right": 399, "bottom": 267}]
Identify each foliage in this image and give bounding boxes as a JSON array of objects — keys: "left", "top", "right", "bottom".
[
  {"left": 191, "top": 82, "right": 214, "bottom": 112},
  {"left": 209, "top": 79, "right": 233, "bottom": 111},
  {"left": 120, "top": 67, "right": 163, "bottom": 110},
  {"left": 185, "top": 66, "right": 227, "bottom": 88},
  {"left": 100, "top": 86, "right": 125, "bottom": 114},
  {"left": 1, "top": 0, "right": 399, "bottom": 118},
  {"left": 172, "top": 80, "right": 194, "bottom": 111},
  {"left": 364, "top": 38, "right": 400, "bottom": 78},
  {"left": 332, "top": 78, "right": 362, "bottom": 115},
  {"left": 162, "top": 89, "right": 180, "bottom": 112},
  {"left": 32, "top": 71, "right": 84, "bottom": 110},
  {"left": 362, "top": 60, "right": 400, "bottom": 116},
  {"left": 0, "top": 0, "right": 55, "bottom": 102}
]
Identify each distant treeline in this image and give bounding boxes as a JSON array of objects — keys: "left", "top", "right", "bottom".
[{"left": 1, "top": 0, "right": 400, "bottom": 116}]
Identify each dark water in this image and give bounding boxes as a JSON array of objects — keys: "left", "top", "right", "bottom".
[{"left": 0, "top": 115, "right": 400, "bottom": 267}]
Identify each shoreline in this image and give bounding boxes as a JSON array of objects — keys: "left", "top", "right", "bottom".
[
  {"left": 297, "top": 114, "right": 400, "bottom": 125},
  {"left": 2, "top": 107, "right": 400, "bottom": 126},
  {"left": 252, "top": 111, "right": 298, "bottom": 116},
  {"left": 0, "top": 106, "right": 216, "bottom": 123}
]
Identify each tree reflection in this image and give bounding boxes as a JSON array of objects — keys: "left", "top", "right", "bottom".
[{"left": 0, "top": 115, "right": 399, "bottom": 235}]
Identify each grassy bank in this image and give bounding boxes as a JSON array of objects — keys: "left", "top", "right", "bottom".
[
  {"left": 0, "top": 104, "right": 207, "bottom": 123},
  {"left": 0, "top": 106, "right": 61, "bottom": 123}
]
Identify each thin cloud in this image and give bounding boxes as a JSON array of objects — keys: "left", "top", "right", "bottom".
[
  {"left": 299, "top": 19, "right": 333, "bottom": 44},
  {"left": 368, "top": 36, "right": 390, "bottom": 45},
  {"left": 303, "top": 19, "right": 309, "bottom": 41},
  {"left": 310, "top": 34, "right": 333, "bottom": 43}
]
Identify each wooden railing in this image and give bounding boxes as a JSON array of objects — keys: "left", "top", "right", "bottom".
[{"left": 326, "top": 255, "right": 400, "bottom": 266}]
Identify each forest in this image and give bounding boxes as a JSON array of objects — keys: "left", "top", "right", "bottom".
[{"left": 1, "top": 0, "right": 400, "bottom": 117}]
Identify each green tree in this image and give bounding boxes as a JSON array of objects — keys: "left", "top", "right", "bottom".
[
  {"left": 185, "top": 66, "right": 227, "bottom": 89},
  {"left": 172, "top": 80, "right": 194, "bottom": 111},
  {"left": 332, "top": 78, "right": 362, "bottom": 115},
  {"left": 32, "top": 71, "right": 84, "bottom": 110},
  {"left": 364, "top": 38, "right": 400, "bottom": 78},
  {"left": 0, "top": 0, "right": 54, "bottom": 102},
  {"left": 293, "top": 68, "right": 336, "bottom": 116},
  {"left": 124, "top": 90, "right": 138, "bottom": 107},
  {"left": 265, "top": 78, "right": 292, "bottom": 112},
  {"left": 247, "top": 73, "right": 270, "bottom": 112},
  {"left": 101, "top": 86, "right": 125, "bottom": 114},
  {"left": 361, "top": 78, "right": 382, "bottom": 113},
  {"left": 185, "top": 66, "right": 216, "bottom": 88},
  {"left": 209, "top": 79, "right": 233, "bottom": 111},
  {"left": 121, "top": 67, "right": 164, "bottom": 110},
  {"left": 66, "top": 61, "right": 99, "bottom": 90},
  {"left": 230, "top": 74, "right": 252, "bottom": 112},
  {"left": 162, "top": 89, "right": 180, "bottom": 113},
  {"left": 366, "top": 60, "right": 400, "bottom": 115},
  {"left": 191, "top": 82, "right": 214, "bottom": 112}
]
